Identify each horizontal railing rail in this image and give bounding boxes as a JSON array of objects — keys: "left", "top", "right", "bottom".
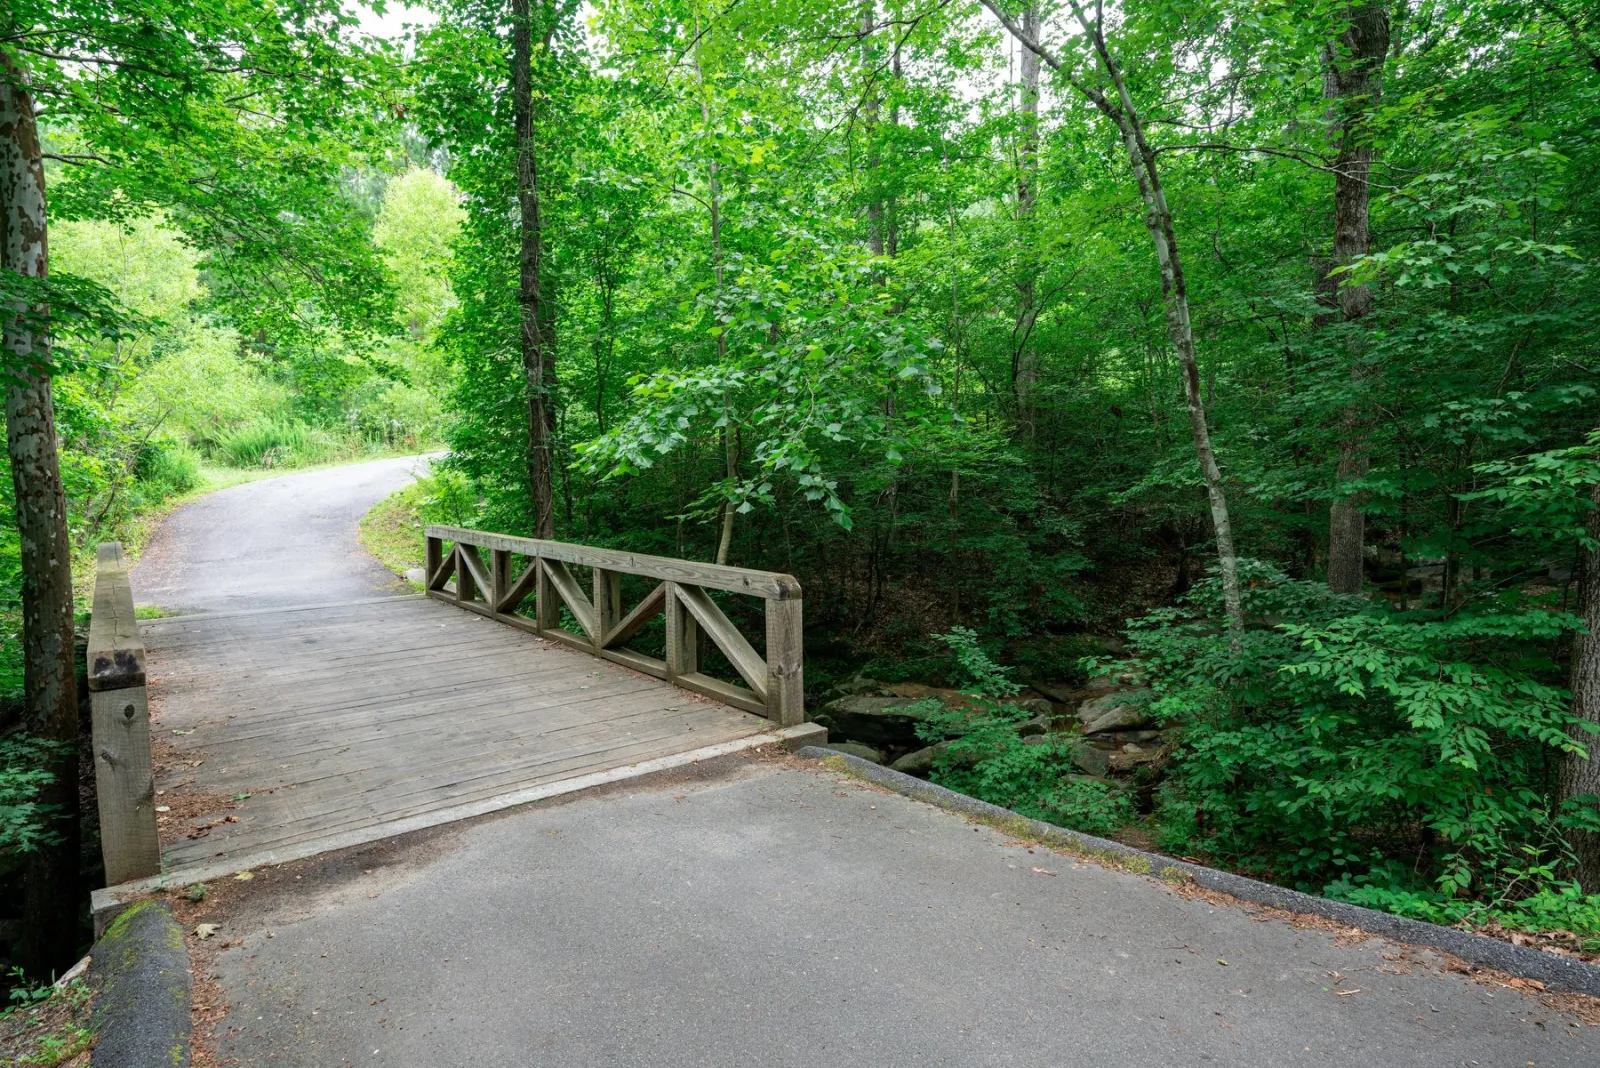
[
  {"left": 424, "top": 525, "right": 804, "bottom": 726},
  {"left": 87, "top": 542, "right": 161, "bottom": 885}
]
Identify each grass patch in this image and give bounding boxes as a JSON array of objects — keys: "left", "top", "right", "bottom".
[{"left": 359, "top": 479, "right": 430, "bottom": 590}]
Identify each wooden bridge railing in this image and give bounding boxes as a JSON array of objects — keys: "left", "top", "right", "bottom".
[
  {"left": 87, "top": 542, "right": 161, "bottom": 885},
  {"left": 425, "top": 526, "right": 804, "bottom": 727}
]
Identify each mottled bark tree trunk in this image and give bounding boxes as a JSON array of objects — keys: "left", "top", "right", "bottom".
[
  {"left": 692, "top": 11, "right": 739, "bottom": 566},
  {"left": 980, "top": 0, "right": 1246, "bottom": 642},
  {"left": 1012, "top": 5, "right": 1041, "bottom": 442},
  {"left": 1321, "top": 3, "right": 1388, "bottom": 594},
  {"left": 513, "top": 0, "right": 556, "bottom": 538},
  {"left": 2, "top": 52, "right": 83, "bottom": 978},
  {"left": 1563, "top": 479, "right": 1600, "bottom": 891},
  {"left": 861, "top": 2, "right": 884, "bottom": 258}
]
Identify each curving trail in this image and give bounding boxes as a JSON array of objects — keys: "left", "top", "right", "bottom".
[
  {"left": 131, "top": 455, "right": 431, "bottom": 613},
  {"left": 133, "top": 455, "right": 1600, "bottom": 1067}
]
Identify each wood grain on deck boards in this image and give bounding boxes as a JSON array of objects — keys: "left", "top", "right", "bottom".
[{"left": 145, "top": 594, "right": 770, "bottom": 871}]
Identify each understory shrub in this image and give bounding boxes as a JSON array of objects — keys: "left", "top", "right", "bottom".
[
  {"left": 1126, "top": 561, "right": 1598, "bottom": 906},
  {"left": 914, "top": 628, "right": 1137, "bottom": 838},
  {"left": 0, "top": 733, "right": 64, "bottom": 862},
  {"left": 134, "top": 439, "right": 202, "bottom": 499}
]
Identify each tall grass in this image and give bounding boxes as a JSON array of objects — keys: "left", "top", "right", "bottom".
[{"left": 212, "top": 419, "right": 339, "bottom": 469}]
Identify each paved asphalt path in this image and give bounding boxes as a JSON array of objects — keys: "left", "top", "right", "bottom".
[
  {"left": 146, "top": 459, "right": 1599, "bottom": 1065},
  {"left": 131, "top": 455, "right": 431, "bottom": 613},
  {"left": 203, "top": 761, "right": 1598, "bottom": 1067}
]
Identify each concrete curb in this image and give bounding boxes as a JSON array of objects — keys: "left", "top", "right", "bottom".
[
  {"left": 88, "top": 901, "right": 191, "bottom": 1068},
  {"left": 798, "top": 746, "right": 1600, "bottom": 998}
]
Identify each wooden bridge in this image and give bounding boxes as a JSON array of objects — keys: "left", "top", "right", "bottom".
[{"left": 88, "top": 526, "right": 822, "bottom": 919}]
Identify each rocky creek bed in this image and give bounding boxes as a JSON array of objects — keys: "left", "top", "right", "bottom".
[{"left": 809, "top": 672, "right": 1164, "bottom": 787}]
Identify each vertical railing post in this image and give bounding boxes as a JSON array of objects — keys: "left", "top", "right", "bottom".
[
  {"left": 535, "top": 557, "right": 560, "bottom": 634},
  {"left": 594, "top": 568, "right": 621, "bottom": 653},
  {"left": 664, "top": 582, "right": 699, "bottom": 681},
  {"left": 764, "top": 582, "right": 804, "bottom": 726},
  {"left": 88, "top": 543, "right": 161, "bottom": 885},
  {"left": 425, "top": 534, "right": 442, "bottom": 588},
  {"left": 492, "top": 549, "right": 511, "bottom": 615},
  {"left": 456, "top": 541, "right": 477, "bottom": 605}
]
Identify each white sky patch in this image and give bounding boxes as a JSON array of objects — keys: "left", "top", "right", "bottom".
[{"left": 352, "top": 2, "right": 438, "bottom": 40}]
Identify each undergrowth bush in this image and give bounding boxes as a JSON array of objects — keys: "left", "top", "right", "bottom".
[
  {"left": 914, "top": 628, "right": 1136, "bottom": 838},
  {"left": 1125, "top": 561, "right": 1600, "bottom": 908},
  {"left": 134, "top": 439, "right": 202, "bottom": 499},
  {"left": 0, "top": 733, "right": 64, "bottom": 861}
]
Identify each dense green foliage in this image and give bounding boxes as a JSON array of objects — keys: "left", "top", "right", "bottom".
[
  {"left": 4, "top": 0, "right": 1600, "bottom": 958},
  {"left": 406, "top": 0, "right": 1600, "bottom": 932}
]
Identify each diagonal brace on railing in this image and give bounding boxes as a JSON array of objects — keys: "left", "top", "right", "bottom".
[{"left": 423, "top": 525, "right": 805, "bottom": 726}]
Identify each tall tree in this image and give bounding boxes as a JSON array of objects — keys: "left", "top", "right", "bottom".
[
  {"left": 2, "top": 0, "right": 391, "bottom": 973},
  {"left": 0, "top": 52, "right": 80, "bottom": 979},
  {"left": 981, "top": 0, "right": 1246, "bottom": 641},
  {"left": 1321, "top": 2, "right": 1389, "bottom": 594},
  {"left": 1011, "top": 4, "right": 1042, "bottom": 442},
  {"left": 513, "top": 0, "right": 558, "bottom": 539},
  {"left": 1564, "top": 478, "right": 1600, "bottom": 890}
]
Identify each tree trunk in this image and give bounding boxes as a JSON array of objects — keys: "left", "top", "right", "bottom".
[
  {"left": 513, "top": 0, "right": 555, "bottom": 538},
  {"left": 694, "top": 13, "right": 738, "bottom": 566},
  {"left": 980, "top": 0, "right": 1246, "bottom": 643},
  {"left": 2, "top": 53, "right": 83, "bottom": 978},
  {"left": 1012, "top": 4, "right": 1041, "bottom": 442},
  {"left": 1321, "top": 3, "right": 1389, "bottom": 594},
  {"left": 860, "top": 2, "right": 884, "bottom": 258},
  {"left": 1563, "top": 479, "right": 1600, "bottom": 891}
]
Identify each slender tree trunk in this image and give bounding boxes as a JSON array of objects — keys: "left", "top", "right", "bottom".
[
  {"left": 694, "top": 13, "right": 739, "bottom": 566},
  {"left": 2, "top": 54, "right": 82, "bottom": 978},
  {"left": 981, "top": 0, "right": 1245, "bottom": 641},
  {"left": 1012, "top": 5, "right": 1041, "bottom": 442},
  {"left": 886, "top": 41, "right": 902, "bottom": 259},
  {"left": 860, "top": 2, "right": 884, "bottom": 258},
  {"left": 1563, "top": 479, "right": 1600, "bottom": 891},
  {"left": 1322, "top": 3, "right": 1389, "bottom": 594},
  {"left": 513, "top": 0, "right": 555, "bottom": 538}
]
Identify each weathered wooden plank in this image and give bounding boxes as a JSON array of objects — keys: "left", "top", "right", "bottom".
[
  {"left": 88, "top": 543, "right": 145, "bottom": 691},
  {"left": 425, "top": 535, "right": 442, "bottom": 588},
  {"left": 429, "top": 524, "right": 801, "bottom": 600},
  {"left": 764, "top": 596, "right": 805, "bottom": 727},
  {"left": 185, "top": 670, "right": 662, "bottom": 756},
  {"left": 535, "top": 558, "right": 561, "bottom": 632},
  {"left": 166, "top": 716, "right": 766, "bottom": 865},
  {"left": 674, "top": 671, "right": 766, "bottom": 717},
  {"left": 674, "top": 584, "right": 768, "bottom": 701},
  {"left": 664, "top": 582, "right": 698, "bottom": 680},
  {"left": 92, "top": 684, "right": 161, "bottom": 883},
  {"left": 599, "top": 646, "right": 668, "bottom": 680},
  {"left": 88, "top": 542, "right": 160, "bottom": 883},
  {"left": 594, "top": 568, "right": 621, "bottom": 654},
  {"left": 172, "top": 694, "right": 761, "bottom": 842},
  {"left": 599, "top": 581, "right": 666, "bottom": 650},
  {"left": 457, "top": 543, "right": 491, "bottom": 604},
  {"left": 427, "top": 544, "right": 456, "bottom": 592},
  {"left": 541, "top": 559, "right": 596, "bottom": 637},
  {"left": 496, "top": 557, "right": 539, "bottom": 615}
]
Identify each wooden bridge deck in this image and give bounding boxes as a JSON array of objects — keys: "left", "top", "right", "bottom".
[{"left": 144, "top": 594, "right": 777, "bottom": 874}]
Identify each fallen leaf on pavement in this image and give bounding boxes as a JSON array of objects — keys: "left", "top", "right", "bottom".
[{"left": 194, "top": 923, "right": 220, "bottom": 940}]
